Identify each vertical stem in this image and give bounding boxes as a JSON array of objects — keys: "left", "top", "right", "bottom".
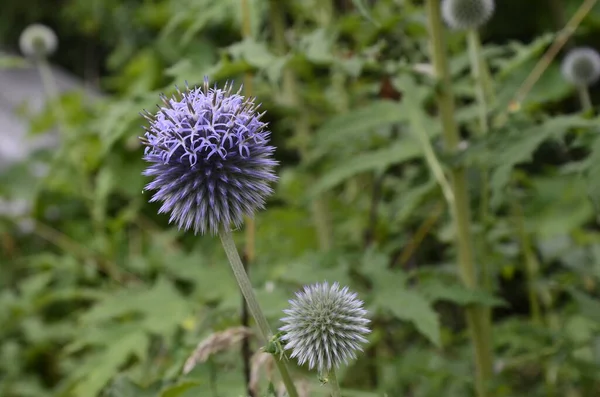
[
  {"left": 269, "top": 0, "right": 333, "bottom": 251},
  {"left": 240, "top": 1, "right": 255, "bottom": 394},
  {"left": 466, "top": 28, "right": 494, "bottom": 357},
  {"left": 578, "top": 85, "right": 593, "bottom": 113},
  {"left": 328, "top": 368, "right": 342, "bottom": 397},
  {"left": 219, "top": 229, "right": 299, "bottom": 397},
  {"left": 425, "top": 1, "right": 493, "bottom": 396}
]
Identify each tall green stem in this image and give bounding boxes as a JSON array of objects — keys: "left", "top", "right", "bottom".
[
  {"left": 269, "top": 0, "right": 333, "bottom": 251},
  {"left": 328, "top": 368, "right": 342, "bottom": 397},
  {"left": 578, "top": 85, "right": 593, "bottom": 113},
  {"left": 425, "top": 1, "right": 493, "bottom": 396},
  {"left": 218, "top": 229, "right": 299, "bottom": 397},
  {"left": 466, "top": 28, "right": 494, "bottom": 358}
]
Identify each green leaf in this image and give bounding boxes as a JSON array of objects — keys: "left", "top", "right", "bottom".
[
  {"left": 489, "top": 115, "right": 598, "bottom": 208},
  {"left": 69, "top": 329, "right": 149, "bottom": 397},
  {"left": 365, "top": 251, "right": 441, "bottom": 346},
  {"left": 159, "top": 381, "right": 202, "bottom": 397},
  {"left": 309, "top": 141, "right": 421, "bottom": 197},
  {"left": 227, "top": 38, "right": 277, "bottom": 69},
  {"left": 569, "top": 289, "right": 600, "bottom": 324},
  {"left": 420, "top": 279, "right": 507, "bottom": 307},
  {"left": 351, "top": 0, "right": 380, "bottom": 26},
  {"left": 314, "top": 100, "right": 407, "bottom": 148},
  {"left": 0, "top": 54, "right": 28, "bottom": 68},
  {"left": 79, "top": 277, "right": 192, "bottom": 336}
]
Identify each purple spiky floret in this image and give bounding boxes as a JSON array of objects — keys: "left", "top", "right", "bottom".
[{"left": 140, "top": 78, "right": 277, "bottom": 235}]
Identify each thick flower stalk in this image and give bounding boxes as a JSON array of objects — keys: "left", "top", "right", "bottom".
[
  {"left": 441, "top": 0, "right": 495, "bottom": 30},
  {"left": 280, "top": 282, "right": 370, "bottom": 375},
  {"left": 140, "top": 78, "right": 278, "bottom": 235},
  {"left": 19, "top": 24, "right": 58, "bottom": 58},
  {"left": 561, "top": 47, "right": 600, "bottom": 87}
]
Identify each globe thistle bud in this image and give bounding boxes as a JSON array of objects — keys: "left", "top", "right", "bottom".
[
  {"left": 140, "top": 78, "right": 278, "bottom": 235},
  {"left": 19, "top": 24, "right": 58, "bottom": 58},
  {"left": 441, "top": 0, "right": 495, "bottom": 30},
  {"left": 561, "top": 47, "right": 600, "bottom": 87},
  {"left": 279, "top": 282, "right": 370, "bottom": 374}
]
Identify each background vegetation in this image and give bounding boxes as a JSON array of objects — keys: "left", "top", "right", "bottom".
[{"left": 2, "top": 0, "right": 600, "bottom": 396}]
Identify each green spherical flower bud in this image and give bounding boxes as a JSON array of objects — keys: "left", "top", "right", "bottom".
[
  {"left": 561, "top": 47, "right": 600, "bottom": 87},
  {"left": 279, "top": 282, "right": 370, "bottom": 374},
  {"left": 441, "top": 0, "right": 495, "bottom": 30},
  {"left": 19, "top": 24, "right": 58, "bottom": 58}
]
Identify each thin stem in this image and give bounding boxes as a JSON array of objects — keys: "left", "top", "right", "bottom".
[
  {"left": 467, "top": 27, "right": 494, "bottom": 354},
  {"left": 328, "top": 368, "right": 342, "bottom": 397},
  {"left": 578, "top": 85, "right": 593, "bottom": 113},
  {"left": 218, "top": 229, "right": 299, "bottom": 397},
  {"left": 425, "top": 1, "right": 494, "bottom": 396}
]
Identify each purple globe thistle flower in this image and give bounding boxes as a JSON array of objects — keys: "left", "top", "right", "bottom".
[
  {"left": 441, "top": 0, "right": 495, "bottom": 30},
  {"left": 561, "top": 47, "right": 600, "bottom": 87},
  {"left": 140, "top": 78, "right": 277, "bottom": 235},
  {"left": 279, "top": 282, "right": 370, "bottom": 375}
]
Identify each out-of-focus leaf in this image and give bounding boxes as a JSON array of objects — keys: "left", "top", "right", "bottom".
[
  {"left": 315, "top": 100, "right": 406, "bottom": 147},
  {"left": 159, "top": 381, "right": 202, "bottom": 397},
  {"left": 420, "top": 279, "right": 507, "bottom": 307},
  {"left": 309, "top": 141, "right": 421, "bottom": 196},
  {"left": 351, "top": 0, "right": 380, "bottom": 26},
  {"left": 365, "top": 251, "right": 441, "bottom": 346}
]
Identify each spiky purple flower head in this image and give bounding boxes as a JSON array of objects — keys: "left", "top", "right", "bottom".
[
  {"left": 140, "top": 78, "right": 277, "bottom": 235},
  {"left": 279, "top": 282, "right": 370, "bottom": 375}
]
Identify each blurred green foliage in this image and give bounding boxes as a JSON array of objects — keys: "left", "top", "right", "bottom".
[{"left": 2, "top": 0, "right": 600, "bottom": 396}]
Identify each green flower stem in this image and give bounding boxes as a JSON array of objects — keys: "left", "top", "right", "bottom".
[
  {"left": 578, "top": 85, "right": 593, "bottom": 113},
  {"left": 466, "top": 28, "right": 494, "bottom": 352},
  {"left": 328, "top": 368, "right": 342, "bottom": 397},
  {"left": 218, "top": 229, "right": 299, "bottom": 397},
  {"left": 425, "top": 1, "right": 493, "bottom": 396}
]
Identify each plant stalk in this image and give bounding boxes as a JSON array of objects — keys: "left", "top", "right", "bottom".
[
  {"left": 578, "top": 85, "right": 593, "bottom": 113},
  {"left": 425, "top": 1, "right": 494, "bottom": 396},
  {"left": 466, "top": 28, "right": 495, "bottom": 355},
  {"left": 328, "top": 368, "right": 342, "bottom": 397},
  {"left": 219, "top": 229, "right": 299, "bottom": 397}
]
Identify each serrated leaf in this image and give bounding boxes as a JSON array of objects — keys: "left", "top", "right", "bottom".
[
  {"left": 490, "top": 115, "right": 598, "bottom": 208},
  {"left": 69, "top": 329, "right": 149, "bottom": 397}
]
